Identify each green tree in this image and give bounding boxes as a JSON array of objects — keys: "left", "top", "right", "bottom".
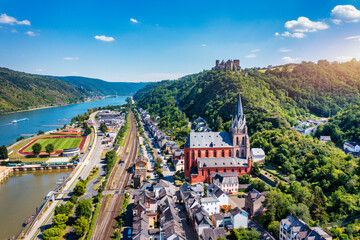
[
  {"left": 32, "top": 142, "right": 42, "bottom": 156},
  {"left": 268, "top": 221, "right": 280, "bottom": 238},
  {"left": 75, "top": 199, "right": 92, "bottom": 219},
  {"left": 264, "top": 190, "right": 294, "bottom": 224},
  {"left": 238, "top": 174, "right": 250, "bottom": 184},
  {"left": 52, "top": 214, "right": 68, "bottom": 230},
  {"left": 289, "top": 203, "right": 311, "bottom": 223},
  {"left": 100, "top": 123, "right": 108, "bottom": 133},
  {"left": 45, "top": 144, "right": 55, "bottom": 156},
  {"left": 73, "top": 216, "right": 89, "bottom": 236},
  {"left": 38, "top": 130, "right": 44, "bottom": 135},
  {"left": 42, "top": 227, "right": 62, "bottom": 240},
  {"left": 251, "top": 162, "right": 261, "bottom": 177},
  {"left": 55, "top": 202, "right": 74, "bottom": 216},
  {"left": 73, "top": 181, "right": 86, "bottom": 196},
  {"left": 250, "top": 179, "right": 267, "bottom": 192},
  {"left": 0, "top": 145, "right": 8, "bottom": 160}
]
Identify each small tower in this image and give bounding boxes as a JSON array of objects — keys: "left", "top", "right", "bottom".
[{"left": 231, "top": 93, "right": 250, "bottom": 159}]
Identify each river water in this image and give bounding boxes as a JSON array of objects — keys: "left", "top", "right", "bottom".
[{"left": 0, "top": 96, "right": 128, "bottom": 239}]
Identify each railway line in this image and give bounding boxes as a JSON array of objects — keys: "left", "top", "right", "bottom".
[{"left": 91, "top": 110, "right": 138, "bottom": 240}]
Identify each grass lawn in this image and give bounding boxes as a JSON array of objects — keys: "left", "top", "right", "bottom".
[{"left": 24, "top": 137, "right": 82, "bottom": 152}]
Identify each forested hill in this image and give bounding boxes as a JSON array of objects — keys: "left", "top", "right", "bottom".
[
  {"left": 135, "top": 60, "right": 360, "bottom": 134},
  {"left": 0, "top": 67, "right": 88, "bottom": 113},
  {"left": 56, "top": 76, "right": 149, "bottom": 96},
  {"left": 134, "top": 60, "right": 360, "bottom": 230}
]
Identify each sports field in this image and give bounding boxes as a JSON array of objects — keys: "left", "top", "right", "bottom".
[{"left": 24, "top": 137, "right": 82, "bottom": 152}]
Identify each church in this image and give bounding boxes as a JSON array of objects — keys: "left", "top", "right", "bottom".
[{"left": 184, "top": 94, "right": 251, "bottom": 183}]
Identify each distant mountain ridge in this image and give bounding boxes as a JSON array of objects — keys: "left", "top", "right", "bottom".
[
  {"left": 0, "top": 67, "right": 149, "bottom": 114},
  {"left": 56, "top": 76, "right": 149, "bottom": 96}
]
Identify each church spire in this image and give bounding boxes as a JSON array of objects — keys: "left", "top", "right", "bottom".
[{"left": 234, "top": 93, "right": 243, "bottom": 119}]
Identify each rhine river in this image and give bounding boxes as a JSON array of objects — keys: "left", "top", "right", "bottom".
[{"left": 0, "top": 96, "right": 128, "bottom": 240}]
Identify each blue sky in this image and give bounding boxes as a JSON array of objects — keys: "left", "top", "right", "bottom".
[{"left": 1, "top": 0, "right": 360, "bottom": 82}]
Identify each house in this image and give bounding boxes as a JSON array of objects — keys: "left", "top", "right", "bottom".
[
  {"left": 201, "top": 197, "right": 220, "bottom": 215},
  {"left": 279, "top": 216, "right": 332, "bottom": 240},
  {"left": 159, "top": 198, "right": 185, "bottom": 240},
  {"left": 132, "top": 212, "right": 151, "bottom": 240},
  {"left": 230, "top": 207, "right": 248, "bottom": 229},
  {"left": 211, "top": 172, "right": 239, "bottom": 194},
  {"left": 344, "top": 141, "right": 360, "bottom": 153},
  {"left": 319, "top": 136, "right": 331, "bottom": 143},
  {"left": 173, "top": 149, "right": 185, "bottom": 171},
  {"left": 245, "top": 189, "right": 267, "bottom": 216},
  {"left": 251, "top": 148, "right": 266, "bottom": 164},
  {"left": 193, "top": 207, "right": 214, "bottom": 236},
  {"left": 207, "top": 183, "right": 229, "bottom": 206},
  {"left": 165, "top": 141, "right": 180, "bottom": 154},
  {"left": 153, "top": 179, "right": 170, "bottom": 198},
  {"left": 135, "top": 156, "right": 148, "bottom": 174},
  {"left": 180, "top": 183, "right": 204, "bottom": 200},
  {"left": 201, "top": 227, "right": 226, "bottom": 240}
]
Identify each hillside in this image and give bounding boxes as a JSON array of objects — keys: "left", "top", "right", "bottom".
[
  {"left": 134, "top": 60, "right": 360, "bottom": 226},
  {"left": 57, "top": 76, "right": 149, "bottom": 96},
  {"left": 0, "top": 67, "right": 88, "bottom": 113}
]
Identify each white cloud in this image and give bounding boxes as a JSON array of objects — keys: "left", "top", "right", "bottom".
[
  {"left": 94, "top": 35, "right": 115, "bottom": 42},
  {"left": 25, "top": 31, "right": 36, "bottom": 37},
  {"left": 278, "top": 47, "right": 292, "bottom": 53},
  {"left": 130, "top": 18, "right": 139, "bottom": 23},
  {"left": 63, "top": 57, "right": 79, "bottom": 61},
  {"left": 245, "top": 54, "right": 256, "bottom": 58},
  {"left": 201, "top": 44, "right": 206, "bottom": 47},
  {"left": 331, "top": 5, "right": 360, "bottom": 23},
  {"left": 282, "top": 56, "right": 301, "bottom": 63},
  {"left": 281, "top": 31, "right": 306, "bottom": 38},
  {"left": 332, "top": 19, "right": 342, "bottom": 25},
  {"left": 11, "top": 29, "right": 17, "bottom": 33},
  {"left": 275, "top": 32, "right": 280, "bottom": 36},
  {"left": 285, "top": 17, "right": 329, "bottom": 32},
  {"left": 251, "top": 49, "right": 260, "bottom": 53},
  {"left": 345, "top": 35, "right": 360, "bottom": 41},
  {"left": 336, "top": 56, "right": 353, "bottom": 62},
  {"left": 36, "top": 68, "right": 43, "bottom": 72},
  {"left": 0, "top": 13, "right": 31, "bottom": 25}
]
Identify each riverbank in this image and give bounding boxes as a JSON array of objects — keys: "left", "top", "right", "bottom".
[
  {"left": 0, "top": 167, "right": 12, "bottom": 184},
  {"left": 0, "top": 96, "right": 115, "bottom": 116}
]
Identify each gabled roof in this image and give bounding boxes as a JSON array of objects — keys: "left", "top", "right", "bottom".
[
  {"left": 153, "top": 179, "right": 169, "bottom": 189},
  {"left": 248, "top": 189, "right": 265, "bottom": 202},
  {"left": 185, "top": 132, "right": 233, "bottom": 148},
  {"left": 207, "top": 183, "right": 226, "bottom": 198},
  {"left": 198, "top": 157, "right": 248, "bottom": 168},
  {"left": 212, "top": 173, "right": 238, "bottom": 185},
  {"left": 201, "top": 227, "right": 226, "bottom": 240}
]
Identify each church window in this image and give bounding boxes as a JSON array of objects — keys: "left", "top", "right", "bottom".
[
  {"left": 229, "top": 150, "right": 232, "bottom": 157},
  {"left": 206, "top": 150, "right": 209, "bottom": 157},
  {"left": 208, "top": 169, "right": 210, "bottom": 175},
  {"left": 216, "top": 169, "right": 218, "bottom": 173},
  {"left": 224, "top": 169, "right": 226, "bottom": 172},
  {"left": 192, "top": 151, "right": 195, "bottom": 165},
  {"left": 232, "top": 169, "right": 234, "bottom": 172},
  {"left": 198, "top": 150, "right": 201, "bottom": 157},
  {"left": 202, "top": 169, "right": 204, "bottom": 175},
  {"left": 239, "top": 169, "right": 241, "bottom": 173},
  {"left": 241, "top": 150, "right": 244, "bottom": 157},
  {"left": 242, "top": 137, "right": 245, "bottom": 145},
  {"left": 236, "top": 150, "right": 239, "bottom": 157},
  {"left": 214, "top": 150, "right": 217, "bottom": 157},
  {"left": 245, "top": 168, "right": 247, "bottom": 173},
  {"left": 222, "top": 150, "right": 225, "bottom": 157},
  {"left": 236, "top": 137, "right": 239, "bottom": 145}
]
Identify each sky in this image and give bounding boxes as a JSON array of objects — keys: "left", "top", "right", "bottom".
[{"left": 1, "top": 0, "right": 360, "bottom": 82}]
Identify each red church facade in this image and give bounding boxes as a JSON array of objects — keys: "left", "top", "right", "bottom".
[{"left": 184, "top": 94, "right": 252, "bottom": 183}]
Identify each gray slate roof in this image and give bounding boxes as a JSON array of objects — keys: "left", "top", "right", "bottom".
[
  {"left": 212, "top": 173, "right": 239, "bottom": 185},
  {"left": 185, "top": 132, "right": 233, "bottom": 148},
  {"left": 198, "top": 157, "right": 248, "bottom": 168},
  {"left": 201, "top": 227, "right": 226, "bottom": 240}
]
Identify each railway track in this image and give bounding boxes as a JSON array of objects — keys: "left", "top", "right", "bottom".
[{"left": 91, "top": 111, "right": 138, "bottom": 240}]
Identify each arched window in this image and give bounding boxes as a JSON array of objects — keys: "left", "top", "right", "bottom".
[
  {"left": 224, "top": 169, "right": 226, "bottom": 172},
  {"left": 242, "top": 137, "right": 245, "bottom": 145},
  {"left": 214, "top": 150, "right": 217, "bottom": 157},
  {"left": 229, "top": 150, "right": 232, "bottom": 157},
  {"left": 198, "top": 150, "right": 201, "bottom": 157},
  {"left": 186, "top": 151, "right": 189, "bottom": 170},
  {"left": 206, "top": 150, "right": 209, "bottom": 157},
  {"left": 192, "top": 151, "right": 195, "bottom": 165},
  {"left": 208, "top": 169, "right": 210, "bottom": 175},
  {"left": 236, "top": 137, "right": 239, "bottom": 145},
  {"left": 216, "top": 169, "right": 218, "bottom": 173},
  {"left": 232, "top": 169, "right": 234, "bottom": 172},
  {"left": 236, "top": 150, "right": 239, "bottom": 157},
  {"left": 202, "top": 169, "right": 204, "bottom": 175},
  {"left": 241, "top": 150, "right": 244, "bottom": 157}
]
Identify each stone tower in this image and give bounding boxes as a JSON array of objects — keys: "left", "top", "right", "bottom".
[{"left": 231, "top": 93, "right": 250, "bottom": 159}]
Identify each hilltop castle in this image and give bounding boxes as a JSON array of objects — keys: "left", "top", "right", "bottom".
[
  {"left": 184, "top": 94, "right": 251, "bottom": 183},
  {"left": 213, "top": 59, "right": 242, "bottom": 72}
]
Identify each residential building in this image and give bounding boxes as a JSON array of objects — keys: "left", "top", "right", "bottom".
[
  {"left": 165, "top": 141, "right": 180, "bottom": 154},
  {"left": 184, "top": 94, "right": 251, "bottom": 183},
  {"left": 135, "top": 156, "right": 148, "bottom": 174},
  {"left": 201, "top": 227, "right": 226, "bottom": 240},
  {"left": 245, "top": 189, "right": 267, "bottom": 216},
  {"left": 193, "top": 207, "right": 214, "bottom": 236},
  {"left": 201, "top": 197, "right": 220, "bottom": 215},
  {"left": 251, "top": 148, "right": 266, "bottom": 164},
  {"left": 344, "top": 141, "right": 360, "bottom": 152},
  {"left": 279, "top": 216, "right": 332, "bottom": 240},
  {"left": 211, "top": 172, "right": 239, "bottom": 194},
  {"left": 207, "top": 183, "right": 229, "bottom": 206},
  {"left": 319, "top": 136, "right": 331, "bottom": 143}
]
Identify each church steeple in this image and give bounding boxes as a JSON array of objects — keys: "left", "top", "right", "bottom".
[
  {"left": 234, "top": 93, "right": 243, "bottom": 119},
  {"left": 231, "top": 93, "right": 246, "bottom": 134}
]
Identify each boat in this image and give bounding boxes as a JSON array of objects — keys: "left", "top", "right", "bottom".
[{"left": 11, "top": 118, "right": 29, "bottom": 124}]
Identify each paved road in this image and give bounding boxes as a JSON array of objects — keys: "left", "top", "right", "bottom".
[{"left": 24, "top": 112, "right": 100, "bottom": 240}]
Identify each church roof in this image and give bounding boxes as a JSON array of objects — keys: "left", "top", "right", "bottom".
[
  {"left": 234, "top": 93, "right": 243, "bottom": 118},
  {"left": 185, "top": 132, "right": 233, "bottom": 148},
  {"left": 197, "top": 157, "right": 248, "bottom": 168}
]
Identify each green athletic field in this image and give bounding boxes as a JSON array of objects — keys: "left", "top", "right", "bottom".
[{"left": 24, "top": 137, "right": 82, "bottom": 152}]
